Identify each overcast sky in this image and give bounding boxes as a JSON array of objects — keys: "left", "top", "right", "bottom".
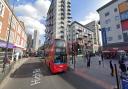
[{"left": 9, "top": 0, "right": 111, "bottom": 44}]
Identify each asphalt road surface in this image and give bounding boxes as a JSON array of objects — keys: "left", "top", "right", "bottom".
[{"left": 3, "top": 57, "right": 106, "bottom": 89}]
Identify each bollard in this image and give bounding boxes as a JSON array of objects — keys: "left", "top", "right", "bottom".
[{"left": 114, "top": 64, "right": 120, "bottom": 89}]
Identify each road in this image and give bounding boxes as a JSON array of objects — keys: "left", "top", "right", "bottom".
[{"left": 3, "top": 57, "right": 105, "bottom": 89}]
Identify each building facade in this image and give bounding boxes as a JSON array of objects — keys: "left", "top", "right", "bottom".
[
  {"left": 68, "top": 21, "right": 94, "bottom": 54},
  {"left": 85, "top": 21, "right": 100, "bottom": 53},
  {"left": 27, "top": 34, "right": 32, "bottom": 51},
  {"left": 97, "top": 0, "right": 128, "bottom": 51},
  {"left": 33, "top": 30, "right": 39, "bottom": 51},
  {"left": 45, "top": 0, "right": 71, "bottom": 45},
  {"left": 0, "top": 0, "right": 27, "bottom": 56}
]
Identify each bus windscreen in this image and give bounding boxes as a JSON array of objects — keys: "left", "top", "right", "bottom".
[{"left": 54, "top": 53, "right": 67, "bottom": 64}]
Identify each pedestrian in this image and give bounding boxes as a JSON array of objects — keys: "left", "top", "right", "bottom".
[
  {"left": 119, "top": 56, "right": 127, "bottom": 73},
  {"left": 98, "top": 55, "right": 102, "bottom": 65},
  {"left": 87, "top": 53, "right": 91, "bottom": 68},
  {"left": 109, "top": 60, "right": 114, "bottom": 76},
  {"left": 101, "top": 53, "right": 104, "bottom": 61}
]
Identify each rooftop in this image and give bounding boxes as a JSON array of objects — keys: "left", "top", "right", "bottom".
[{"left": 97, "top": 0, "right": 117, "bottom": 12}]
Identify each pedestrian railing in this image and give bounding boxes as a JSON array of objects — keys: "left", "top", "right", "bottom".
[{"left": 0, "top": 52, "right": 13, "bottom": 83}]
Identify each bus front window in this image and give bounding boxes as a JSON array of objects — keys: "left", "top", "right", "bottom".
[{"left": 54, "top": 54, "right": 67, "bottom": 64}]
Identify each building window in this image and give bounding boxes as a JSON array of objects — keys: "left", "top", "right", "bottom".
[
  {"left": 118, "top": 35, "right": 122, "bottom": 40},
  {"left": 106, "top": 27, "right": 111, "bottom": 32},
  {"left": 0, "top": 21, "right": 2, "bottom": 33},
  {"left": 114, "top": 8, "right": 117, "bottom": 12},
  {"left": 123, "top": 32, "right": 128, "bottom": 42},
  {"left": 105, "top": 19, "right": 111, "bottom": 24},
  {"left": 116, "top": 24, "right": 120, "bottom": 29},
  {"left": 115, "top": 16, "right": 119, "bottom": 21},
  {"left": 105, "top": 12, "right": 109, "bottom": 17},
  {"left": 0, "top": 1, "right": 4, "bottom": 16},
  {"left": 108, "top": 37, "right": 112, "bottom": 41}
]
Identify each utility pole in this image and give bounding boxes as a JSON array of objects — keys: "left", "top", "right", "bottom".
[{"left": 71, "top": 27, "right": 74, "bottom": 64}]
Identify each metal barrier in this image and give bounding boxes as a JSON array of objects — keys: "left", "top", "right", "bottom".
[{"left": 0, "top": 52, "right": 13, "bottom": 83}]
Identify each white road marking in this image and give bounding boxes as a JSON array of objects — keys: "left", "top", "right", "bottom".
[{"left": 30, "top": 69, "right": 41, "bottom": 86}]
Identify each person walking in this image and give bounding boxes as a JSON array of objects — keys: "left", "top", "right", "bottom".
[
  {"left": 109, "top": 59, "right": 114, "bottom": 76},
  {"left": 87, "top": 53, "right": 91, "bottom": 68},
  {"left": 98, "top": 55, "right": 102, "bottom": 65},
  {"left": 119, "top": 56, "right": 127, "bottom": 73}
]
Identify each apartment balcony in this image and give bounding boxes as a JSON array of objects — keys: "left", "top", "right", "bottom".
[
  {"left": 60, "top": 35, "right": 64, "bottom": 39},
  {"left": 61, "top": 0, "right": 64, "bottom": 4},
  {"left": 61, "top": 17, "right": 64, "bottom": 20},
  {"left": 60, "top": 4, "right": 64, "bottom": 8},
  {"left": 67, "top": 12, "right": 71, "bottom": 15},
  {"left": 77, "top": 34, "right": 83, "bottom": 39},
  {"left": 67, "top": 1, "right": 71, "bottom": 4},
  {"left": 68, "top": 19, "right": 71, "bottom": 23},
  {"left": 61, "top": 1, "right": 64, "bottom": 7},
  {"left": 77, "top": 29, "right": 82, "bottom": 32},
  {"left": 67, "top": 8, "right": 71, "bottom": 12},
  {"left": 61, "top": 8, "right": 64, "bottom": 11},
  {"left": 88, "top": 33, "right": 91, "bottom": 36},
  {"left": 61, "top": 12, "right": 64, "bottom": 16},
  {"left": 60, "top": 25, "right": 64, "bottom": 28},
  {"left": 76, "top": 31, "right": 79, "bottom": 34},
  {"left": 88, "top": 39, "right": 92, "bottom": 42},
  {"left": 60, "top": 21, "right": 64, "bottom": 24},
  {"left": 68, "top": 16, "right": 72, "bottom": 19},
  {"left": 67, "top": 4, "right": 71, "bottom": 8},
  {"left": 60, "top": 30, "right": 64, "bottom": 33},
  {"left": 84, "top": 39, "right": 88, "bottom": 44},
  {"left": 67, "top": 24, "right": 71, "bottom": 27},
  {"left": 83, "top": 33, "right": 88, "bottom": 37}
]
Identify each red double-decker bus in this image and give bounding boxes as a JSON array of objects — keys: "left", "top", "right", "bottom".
[{"left": 45, "top": 39, "right": 68, "bottom": 74}]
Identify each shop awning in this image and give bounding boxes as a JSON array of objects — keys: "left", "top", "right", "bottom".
[{"left": 0, "top": 40, "right": 14, "bottom": 48}]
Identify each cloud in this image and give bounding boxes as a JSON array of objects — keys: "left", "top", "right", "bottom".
[
  {"left": 18, "top": 16, "right": 46, "bottom": 35},
  {"left": 14, "top": 0, "right": 51, "bottom": 35},
  {"left": 80, "top": 12, "right": 99, "bottom": 25}
]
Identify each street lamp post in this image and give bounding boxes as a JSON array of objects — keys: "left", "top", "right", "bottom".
[
  {"left": 3, "top": 0, "right": 18, "bottom": 72},
  {"left": 71, "top": 28, "right": 74, "bottom": 64}
]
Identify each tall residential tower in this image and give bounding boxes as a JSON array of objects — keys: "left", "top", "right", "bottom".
[
  {"left": 45, "top": 0, "right": 71, "bottom": 45},
  {"left": 33, "top": 30, "right": 39, "bottom": 51}
]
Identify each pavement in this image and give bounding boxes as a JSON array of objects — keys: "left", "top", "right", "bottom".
[
  {"left": 69, "top": 55, "right": 119, "bottom": 89},
  {"left": 2, "top": 57, "right": 107, "bottom": 89},
  {"left": 0, "top": 57, "right": 29, "bottom": 89}
]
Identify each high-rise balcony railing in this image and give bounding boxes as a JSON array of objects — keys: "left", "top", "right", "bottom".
[
  {"left": 67, "top": 12, "right": 71, "bottom": 15},
  {"left": 68, "top": 20, "right": 71, "bottom": 23},
  {"left": 68, "top": 16, "right": 72, "bottom": 19},
  {"left": 61, "top": 21, "right": 64, "bottom": 24},
  {"left": 61, "top": 1, "right": 64, "bottom": 7},
  {"left": 77, "top": 29, "right": 82, "bottom": 32},
  {"left": 61, "top": 17, "right": 64, "bottom": 20},
  {"left": 60, "top": 35, "right": 64, "bottom": 39},
  {"left": 67, "top": 8, "right": 71, "bottom": 11},
  {"left": 83, "top": 33, "right": 88, "bottom": 37},
  {"left": 60, "top": 30, "right": 64, "bottom": 33},
  {"left": 88, "top": 39, "right": 92, "bottom": 42},
  {"left": 61, "top": 8, "right": 64, "bottom": 11},
  {"left": 76, "top": 34, "right": 83, "bottom": 39},
  {"left": 61, "top": 12, "right": 64, "bottom": 16},
  {"left": 60, "top": 25, "right": 64, "bottom": 28},
  {"left": 67, "top": 1, "right": 71, "bottom": 4},
  {"left": 67, "top": 4, "right": 71, "bottom": 8}
]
